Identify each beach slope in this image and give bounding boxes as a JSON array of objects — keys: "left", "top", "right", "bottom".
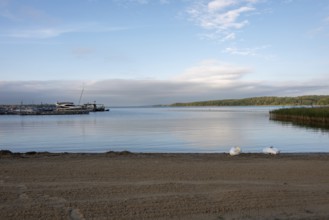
[{"left": 1, "top": 152, "right": 329, "bottom": 219}]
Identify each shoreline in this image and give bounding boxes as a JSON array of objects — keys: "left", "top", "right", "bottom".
[
  {"left": 1, "top": 152, "right": 329, "bottom": 219},
  {"left": 2, "top": 150, "right": 329, "bottom": 154},
  {"left": 0, "top": 148, "right": 329, "bottom": 158},
  {"left": 2, "top": 150, "right": 329, "bottom": 159}
]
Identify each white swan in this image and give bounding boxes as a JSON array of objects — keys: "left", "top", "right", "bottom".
[
  {"left": 229, "top": 146, "right": 241, "bottom": 156},
  {"left": 263, "top": 146, "right": 280, "bottom": 155}
]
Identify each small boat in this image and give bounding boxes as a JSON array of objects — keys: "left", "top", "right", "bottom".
[
  {"left": 229, "top": 146, "right": 241, "bottom": 156},
  {"left": 263, "top": 146, "right": 280, "bottom": 155}
]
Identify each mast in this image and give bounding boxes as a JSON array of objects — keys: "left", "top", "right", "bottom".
[{"left": 78, "top": 86, "right": 84, "bottom": 105}]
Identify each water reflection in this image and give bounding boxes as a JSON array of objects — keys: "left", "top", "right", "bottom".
[
  {"left": 1, "top": 107, "right": 328, "bottom": 153},
  {"left": 270, "top": 118, "right": 329, "bottom": 133}
]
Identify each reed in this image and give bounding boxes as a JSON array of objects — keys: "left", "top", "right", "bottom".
[
  {"left": 270, "top": 107, "right": 329, "bottom": 117},
  {"left": 270, "top": 107, "right": 329, "bottom": 124}
]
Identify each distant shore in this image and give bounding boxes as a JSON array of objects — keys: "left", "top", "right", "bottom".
[{"left": 1, "top": 151, "right": 329, "bottom": 219}]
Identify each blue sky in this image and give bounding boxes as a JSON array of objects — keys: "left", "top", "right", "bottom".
[{"left": 1, "top": 0, "right": 329, "bottom": 106}]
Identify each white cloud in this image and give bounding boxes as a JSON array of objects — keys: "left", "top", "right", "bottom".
[
  {"left": 1, "top": 62, "right": 329, "bottom": 106},
  {"left": 3, "top": 27, "right": 76, "bottom": 39},
  {"left": 1, "top": 76, "right": 328, "bottom": 106},
  {"left": 224, "top": 47, "right": 254, "bottom": 56},
  {"left": 1, "top": 24, "right": 133, "bottom": 39},
  {"left": 186, "top": 0, "right": 262, "bottom": 41},
  {"left": 175, "top": 59, "right": 250, "bottom": 87},
  {"left": 0, "top": 0, "right": 133, "bottom": 40},
  {"left": 208, "top": 0, "right": 236, "bottom": 11},
  {"left": 201, "top": 6, "right": 254, "bottom": 30},
  {"left": 223, "top": 45, "right": 270, "bottom": 56},
  {"left": 222, "top": 32, "right": 236, "bottom": 41}
]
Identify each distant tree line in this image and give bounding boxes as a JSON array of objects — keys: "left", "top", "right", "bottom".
[{"left": 170, "top": 95, "right": 329, "bottom": 107}]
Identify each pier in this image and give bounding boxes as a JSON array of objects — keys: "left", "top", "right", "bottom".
[{"left": 0, "top": 104, "right": 90, "bottom": 115}]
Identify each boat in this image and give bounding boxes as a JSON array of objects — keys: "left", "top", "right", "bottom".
[
  {"left": 56, "top": 101, "right": 109, "bottom": 112},
  {"left": 56, "top": 102, "right": 84, "bottom": 111},
  {"left": 82, "top": 102, "right": 108, "bottom": 112},
  {"left": 78, "top": 86, "right": 109, "bottom": 112}
]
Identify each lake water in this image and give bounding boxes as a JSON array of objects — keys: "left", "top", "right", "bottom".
[{"left": 1, "top": 107, "right": 328, "bottom": 153}]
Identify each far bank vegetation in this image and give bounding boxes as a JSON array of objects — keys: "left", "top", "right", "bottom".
[{"left": 170, "top": 95, "right": 329, "bottom": 107}]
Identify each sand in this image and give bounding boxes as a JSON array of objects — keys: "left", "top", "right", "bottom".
[{"left": 1, "top": 152, "right": 329, "bottom": 220}]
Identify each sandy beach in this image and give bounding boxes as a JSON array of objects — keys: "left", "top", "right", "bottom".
[{"left": 1, "top": 152, "right": 329, "bottom": 220}]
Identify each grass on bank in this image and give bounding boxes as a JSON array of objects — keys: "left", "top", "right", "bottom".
[{"left": 270, "top": 107, "right": 329, "bottom": 118}]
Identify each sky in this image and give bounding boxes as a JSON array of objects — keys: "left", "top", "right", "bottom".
[{"left": 1, "top": 0, "right": 329, "bottom": 106}]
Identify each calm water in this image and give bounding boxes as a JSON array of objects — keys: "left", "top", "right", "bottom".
[{"left": 1, "top": 107, "right": 328, "bottom": 153}]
